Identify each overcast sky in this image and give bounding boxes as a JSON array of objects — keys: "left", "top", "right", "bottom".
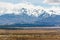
[{"left": 0, "top": 0, "right": 60, "bottom": 8}]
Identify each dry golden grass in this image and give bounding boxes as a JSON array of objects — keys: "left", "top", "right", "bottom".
[{"left": 0, "top": 29, "right": 60, "bottom": 40}]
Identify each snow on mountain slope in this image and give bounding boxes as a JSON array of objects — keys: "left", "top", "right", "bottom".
[
  {"left": 45, "top": 6, "right": 60, "bottom": 15},
  {"left": 0, "top": 2, "right": 60, "bottom": 26},
  {"left": 0, "top": 2, "right": 60, "bottom": 17}
]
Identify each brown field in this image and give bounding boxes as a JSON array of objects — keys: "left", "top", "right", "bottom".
[{"left": 0, "top": 29, "right": 60, "bottom": 40}]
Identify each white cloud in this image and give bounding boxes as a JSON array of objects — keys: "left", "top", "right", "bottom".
[
  {"left": 44, "top": 0, "right": 60, "bottom": 5},
  {"left": 0, "top": 2, "right": 14, "bottom": 15}
]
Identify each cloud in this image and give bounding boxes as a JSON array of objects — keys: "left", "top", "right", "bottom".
[
  {"left": 44, "top": 0, "right": 60, "bottom": 5},
  {"left": 0, "top": 2, "right": 14, "bottom": 15}
]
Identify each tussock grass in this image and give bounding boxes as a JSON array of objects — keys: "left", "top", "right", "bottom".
[{"left": 0, "top": 29, "right": 60, "bottom": 40}]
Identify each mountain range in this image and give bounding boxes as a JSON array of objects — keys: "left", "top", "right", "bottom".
[{"left": 0, "top": 3, "right": 60, "bottom": 27}]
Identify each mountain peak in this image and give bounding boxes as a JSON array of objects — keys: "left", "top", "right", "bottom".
[{"left": 0, "top": 2, "right": 60, "bottom": 17}]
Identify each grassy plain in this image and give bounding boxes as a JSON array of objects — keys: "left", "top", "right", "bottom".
[{"left": 0, "top": 29, "right": 60, "bottom": 40}]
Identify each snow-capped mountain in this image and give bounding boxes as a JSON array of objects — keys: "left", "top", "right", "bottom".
[
  {"left": 0, "top": 2, "right": 60, "bottom": 16},
  {"left": 0, "top": 2, "right": 60, "bottom": 27}
]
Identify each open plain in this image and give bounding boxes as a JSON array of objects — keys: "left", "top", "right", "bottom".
[{"left": 0, "top": 28, "right": 60, "bottom": 40}]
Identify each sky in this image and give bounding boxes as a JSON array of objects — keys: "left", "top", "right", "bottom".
[{"left": 0, "top": 0, "right": 60, "bottom": 8}]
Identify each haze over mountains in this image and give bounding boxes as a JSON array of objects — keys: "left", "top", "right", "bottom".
[{"left": 0, "top": 2, "right": 60, "bottom": 27}]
